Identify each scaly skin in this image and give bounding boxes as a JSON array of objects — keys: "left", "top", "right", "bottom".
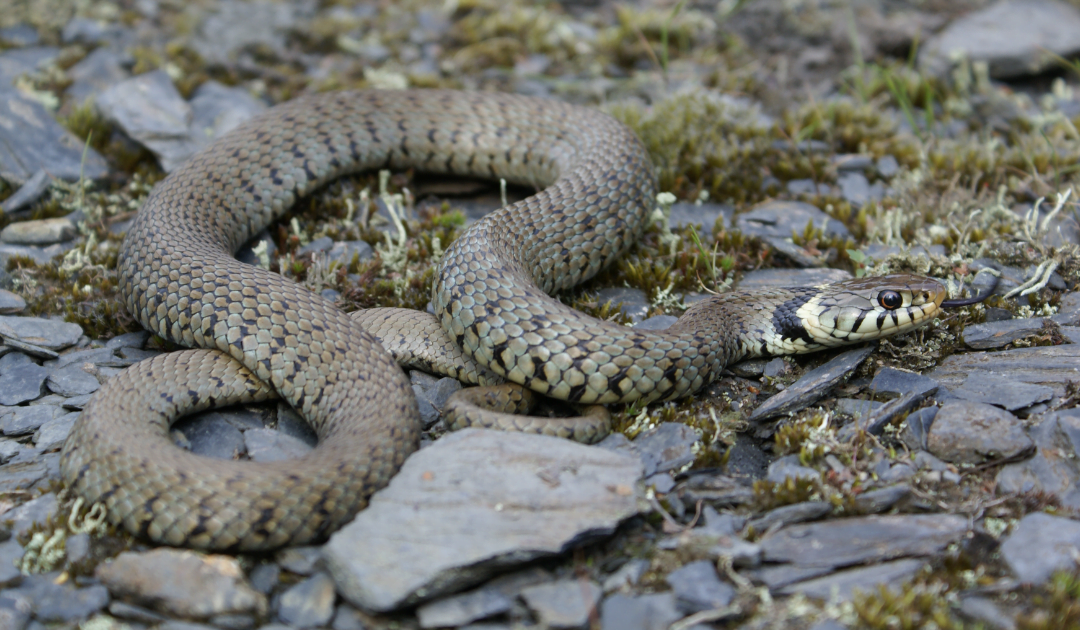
[{"left": 61, "top": 90, "right": 946, "bottom": 550}]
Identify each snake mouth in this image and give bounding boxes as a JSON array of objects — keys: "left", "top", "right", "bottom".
[{"left": 940, "top": 275, "right": 999, "bottom": 308}]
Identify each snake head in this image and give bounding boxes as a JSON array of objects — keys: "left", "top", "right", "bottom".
[{"left": 798, "top": 274, "right": 946, "bottom": 347}]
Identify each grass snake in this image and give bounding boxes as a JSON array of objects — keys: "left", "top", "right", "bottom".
[{"left": 61, "top": 90, "right": 949, "bottom": 550}]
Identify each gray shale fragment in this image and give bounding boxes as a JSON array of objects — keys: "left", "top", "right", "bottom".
[
  {"left": 323, "top": 429, "right": 643, "bottom": 612},
  {"left": 95, "top": 549, "right": 268, "bottom": 618},
  {"left": 751, "top": 345, "right": 875, "bottom": 421},
  {"left": 1000, "top": 512, "right": 1080, "bottom": 584},
  {"left": 925, "top": 401, "right": 1033, "bottom": 464}
]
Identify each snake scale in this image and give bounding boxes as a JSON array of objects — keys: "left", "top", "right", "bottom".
[{"left": 60, "top": 90, "right": 948, "bottom": 550}]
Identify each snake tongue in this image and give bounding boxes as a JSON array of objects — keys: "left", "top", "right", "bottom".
[{"left": 941, "top": 275, "right": 999, "bottom": 308}]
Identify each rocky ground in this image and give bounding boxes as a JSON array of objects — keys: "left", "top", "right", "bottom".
[{"left": 0, "top": 0, "right": 1078, "bottom": 628}]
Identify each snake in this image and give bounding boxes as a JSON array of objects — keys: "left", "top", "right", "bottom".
[{"left": 60, "top": 89, "right": 955, "bottom": 551}]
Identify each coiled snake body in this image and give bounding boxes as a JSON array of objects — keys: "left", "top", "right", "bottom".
[{"left": 60, "top": 90, "right": 946, "bottom": 550}]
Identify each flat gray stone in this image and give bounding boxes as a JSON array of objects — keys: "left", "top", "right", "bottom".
[
  {"left": 65, "top": 47, "right": 131, "bottom": 105},
  {"left": 95, "top": 70, "right": 193, "bottom": 172},
  {"left": 244, "top": 427, "right": 313, "bottom": 462},
  {"left": 416, "top": 588, "right": 513, "bottom": 629},
  {"left": 0, "top": 90, "right": 108, "bottom": 185},
  {"left": 634, "top": 422, "right": 698, "bottom": 476},
  {"left": 950, "top": 373, "right": 1053, "bottom": 412},
  {"left": 0, "top": 364, "right": 47, "bottom": 406},
  {"left": 192, "top": 0, "right": 307, "bottom": 65},
  {"left": 926, "top": 401, "right": 1033, "bottom": 464},
  {"left": 665, "top": 560, "right": 734, "bottom": 613},
  {"left": 323, "top": 429, "right": 643, "bottom": 612},
  {"left": 8, "top": 492, "right": 57, "bottom": 538},
  {"left": 594, "top": 287, "right": 649, "bottom": 324},
  {"left": 760, "top": 514, "right": 968, "bottom": 568},
  {"left": 736, "top": 200, "right": 851, "bottom": 240},
  {"left": 667, "top": 201, "right": 733, "bottom": 237},
  {"left": 33, "top": 412, "right": 77, "bottom": 451},
  {"left": 837, "top": 171, "right": 872, "bottom": 208},
  {"left": 751, "top": 345, "right": 876, "bottom": 421},
  {"left": 520, "top": 579, "right": 601, "bottom": 629},
  {"left": 276, "top": 573, "right": 335, "bottom": 628},
  {"left": 869, "top": 367, "right": 939, "bottom": 398},
  {"left": 766, "top": 454, "right": 820, "bottom": 483},
  {"left": 747, "top": 501, "right": 831, "bottom": 533},
  {"left": 0, "top": 317, "right": 81, "bottom": 351},
  {"left": 0, "top": 170, "right": 51, "bottom": 214},
  {"left": 1000, "top": 512, "right": 1080, "bottom": 584},
  {"left": 962, "top": 317, "right": 1053, "bottom": 349},
  {"left": 928, "top": 345, "right": 1080, "bottom": 396},
  {"left": 737, "top": 268, "right": 852, "bottom": 290},
  {"left": 187, "top": 81, "right": 266, "bottom": 153},
  {"left": 95, "top": 549, "right": 267, "bottom": 618},
  {"left": 997, "top": 410, "right": 1080, "bottom": 508},
  {"left": 0, "top": 540, "right": 26, "bottom": 587},
  {"left": 778, "top": 558, "right": 926, "bottom": 602},
  {"left": 600, "top": 593, "right": 681, "bottom": 630},
  {"left": 275, "top": 546, "right": 322, "bottom": 576},
  {"left": 0, "top": 290, "right": 25, "bottom": 315},
  {"left": 173, "top": 411, "right": 247, "bottom": 460},
  {"left": 46, "top": 364, "right": 100, "bottom": 397},
  {"left": 0, "top": 218, "right": 76, "bottom": 245},
  {"left": 6, "top": 573, "right": 109, "bottom": 622},
  {"left": 2, "top": 404, "right": 54, "bottom": 435},
  {"left": 919, "top": 0, "right": 1080, "bottom": 79}
]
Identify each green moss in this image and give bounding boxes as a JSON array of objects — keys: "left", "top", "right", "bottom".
[{"left": 1017, "top": 571, "right": 1080, "bottom": 630}]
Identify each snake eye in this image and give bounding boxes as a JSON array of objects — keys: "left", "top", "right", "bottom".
[{"left": 879, "top": 290, "right": 903, "bottom": 310}]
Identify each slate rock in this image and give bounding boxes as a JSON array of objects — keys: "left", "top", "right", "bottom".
[
  {"left": 602, "top": 559, "right": 649, "bottom": 593},
  {"left": 0, "top": 170, "right": 51, "bottom": 215},
  {"left": 0, "top": 24, "right": 39, "bottom": 47},
  {"left": 766, "top": 454, "right": 819, "bottom": 483},
  {"left": 519, "top": 579, "right": 601, "bottom": 629},
  {"left": 244, "top": 428, "right": 313, "bottom": 462},
  {"left": 919, "top": 0, "right": 1080, "bottom": 79},
  {"left": 0, "top": 592, "right": 30, "bottom": 630},
  {"left": 665, "top": 560, "right": 734, "bottom": 613},
  {"left": 751, "top": 345, "right": 876, "bottom": 421},
  {"left": 323, "top": 429, "right": 643, "bottom": 612},
  {"left": 950, "top": 373, "right": 1053, "bottom": 412},
  {"left": 635, "top": 315, "right": 678, "bottom": 331},
  {"left": 95, "top": 549, "right": 268, "bottom": 618},
  {"left": 187, "top": 81, "right": 266, "bottom": 153},
  {"left": 416, "top": 588, "right": 512, "bottom": 629},
  {"left": 0, "top": 318, "right": 81, "bottom": 351},
  {"left": 95, "top": 70, "right": 193, "bottom": 172},
  {"left": 276, "top": 573, "right": 336, "bottom": 628},
  {"left": 667, "top": 202, "right": 733, "bottom": 236},
  {"left": 737, "top": 268, "right": 851, "bottom": 290},
  {"left": 736, "top": 200, "right": 851, "bottom": 240},
  {"left": 0, "top": 91, "right": 108, "bottom": 185},
  {"left": 193, "top": 0, "right": 307, "bottom": 65},
  {"left": 747, "top": 501, "right": 831, "bottom": 533},
  {"left": 760, "top": 514, "right": 968, "bottom": 568},
  {"left": 32, "top": 412, "right": 77, "bottom": 451},
  {"left": 876, "top": 155, "right": 900, "bottom": 178},
  {"left": 173, "top": 412, "right": 246, "bottom": 460},
  {"left": 65, "top": 47, "right": 131, "bottom": 105},
  {"left": 330, "top": 604, "right": 367, "bottom": 630},
  {"left": 778, "top": 558, "right": 926, "bottom": 602},
  {"left": 6, "top": 573, "right": 109, "bottom": 622},
  {"left": 926, "top": 401, "right": 1033, "bottom": 464},
  {"left": 46, "top": 364, "right": 100, "bottom": 397},
  {"left": 275, "top": 546, "right": 322, "bottom": 576},
  {"left": 869, "top": 367, "right": 939, "bottom": 398},
  {"left": 2, "top": 405, "right": 54, "bottom": 436},
  {"left": 593, "top": 287, "right": 649, "bottom": 324},
  {"left": 1000, "top": 512, "right": 1080, "bottom": 584},
  {"left": 962, "top": 317, "right": 1054, "bottom": 349},
  {"left": 7, "top": 492, "right": 57, "bottom": 538},
  {"left": 328, "top": 240, "right": 374, "bottom": 265},
  {"left": 837, "top": 171, "right": 872, "bottom": 208},
  {"left": 997, "top": 410, "right": 1080, "bottom": 508},
  {"left": 928, "top": 345, "right": 1080, "bottom": 396},
  {"left": 633, "top": 422, "right": 698, "bottom": 476},
  {"left": 600, "top": 593, "right": 681, "bottom": 630},
  {"left": 0, "top": 219, "right": 76, "bottom": 246}
]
